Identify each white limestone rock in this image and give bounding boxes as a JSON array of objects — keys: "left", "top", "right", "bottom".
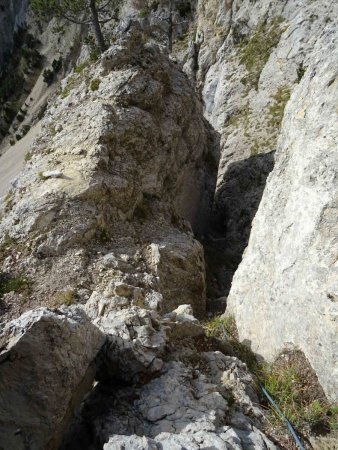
[{"left": 227, "top": 16, "right": 338, "bottom": 402}]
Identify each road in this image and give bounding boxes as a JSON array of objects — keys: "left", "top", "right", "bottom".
[{"left": 0, "top": 122, "right": 41, "bottom": 198}]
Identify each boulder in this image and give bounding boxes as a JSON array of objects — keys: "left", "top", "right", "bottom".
[{"left": 0, "top": 307, "right": 105, "bottom": 450}]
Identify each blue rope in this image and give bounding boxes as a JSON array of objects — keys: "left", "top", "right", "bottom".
[
  {"left": 259, "top": 383, "right": 305, "bottom": 450},
  {"left": 220, "top": 324, "right": 305, "bottom": 449}
]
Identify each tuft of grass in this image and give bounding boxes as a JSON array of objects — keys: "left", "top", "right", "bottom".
[
  {"left": 60, "top": 76, "right": 75, "bottom": 98},
  {"left": 0, "top": 273, "right": 31, "bottom": 298},
  {"left": 52, "top": 289, "right": 75, "bottom": 307},
  {"left": 204, "top": 315, "right": 238, "bottom": 340},
  {"left": 268, "top": 86, "right": 291, "bottom": 128},
  {"left": 203, "top": 316, "right": 337, "bottom": 435},
  {"left": 239, "top": 17, "right": 285, "bottom": 90},
  {"left": 259, "top": 359, "right": 338, "bottom": 432},
  {"left": 74, "top": 61, "right": 91, "bottom": 74},
  {"left": 90, "top": 78, "right": 101, "bottom": 91},
  {"left": 203, "top": 315, "right": 258, "bottom": 372}
]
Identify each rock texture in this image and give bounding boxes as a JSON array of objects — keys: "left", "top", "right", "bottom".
[
  {"left": 0, "top": 26, "right": 218, "bottom": 322},
  {"left": 0, "top": 0, "right": 28, "bottom": 74},
  {"left": 61, "top": 305, "right": 277, "bottom": 450},
  {"left": 181, "top": 0, "right": 337, "bottom": 296},
  {"left": 227, "top": 5, "right": 338, "bottom": 402},
  {"left": 0, "top": 307, "right": 104, "bottom": 450}
]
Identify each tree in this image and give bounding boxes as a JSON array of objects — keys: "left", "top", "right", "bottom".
[{"left": 31, "top": 0, "right": 121, "bottom": 53}]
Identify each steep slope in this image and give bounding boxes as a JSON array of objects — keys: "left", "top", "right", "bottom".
[{"left": 0, "top": 25, "right": 218, "bottom": 323}]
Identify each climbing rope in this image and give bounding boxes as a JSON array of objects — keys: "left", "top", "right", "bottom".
[{"left": 220, "top": 324, "right": 305, "bottom": 450}]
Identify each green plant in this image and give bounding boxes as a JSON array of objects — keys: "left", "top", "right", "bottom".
[
  {"left": 138, "top": 8, "right": 149, "bottom": 18},
  {"left": 52, "top": 289, "right": 75, "bottom": 307},
  {"left": 43, "top": 68, "right": 55, "bottom": 85},
  {"left": 21, "top": 124, "right": 31, "bottom": 136},
  {"left": 60, "top": 76, "right": 75, "bottom": 98},
  {"left": 90, "top": 78, "right": 101, "bottom": 91},
  {"left": 74, "top": 60, "right": 91, "bottom": 74},
  {"left": 297, "top": 62, "right": 306, "bottom": 82},
  {"left": 268, "top": 86, "right": 291, "bottom": 128},
  {"left": 258, "top": 353, "right": 338, "bottom": 432},
  {"left": 25, "top": 151, "right": 32, "bottom": 161},
  {"left": 0, "top": 273, "right": 31, "bottom": 298},
  {"left": 203, "top": 315, "right": 258, "bottom": 372},
  {"left": 52, "top": 57, "right": 62, "bottom": 73},
  {"left": 239, "top": 17, "right": 285, "bottom": 90}
]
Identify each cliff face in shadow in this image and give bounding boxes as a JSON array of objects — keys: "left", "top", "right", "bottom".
[{"left": 0, "top": 0, "right": 28, "bottom": 74}]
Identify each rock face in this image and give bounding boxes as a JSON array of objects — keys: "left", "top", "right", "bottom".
[
  {"left": 182, "top": 0, "right": 337, "bottom": 295},
  {"left": 0, "top": 26, "right": 218, "bottom": 321},
  {"left": 0, "top": 0, "right": 28, "bottom": 73},
  {"left": 227, "top": 11, "right": 338, "bottom": 402},
  {"left": 61, "top": 305, "right": 277, "bottom": 450},
  {"left": 0, "top": 307, "right": 104, "bottom": 450}
]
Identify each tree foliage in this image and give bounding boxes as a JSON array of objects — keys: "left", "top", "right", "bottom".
[{"left": 31, "top": 0, "right": 121, "bottom": 52}]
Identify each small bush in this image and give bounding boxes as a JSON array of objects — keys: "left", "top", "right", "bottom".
[
  {"left": 21, "top": 124, "right": 31, "bottom": 136},
  {"left": 297, "top": 62, "right": 306, "bottom": 82},
  {"left": 0, "top": 272, "right": 31, "bottom": 298},
  {"left": 43, "top": 68, "right": 54, "bottom": 86},
  {"left": 52, "top": 290, "right": 75, "bottom": 307},
  {"left": 25, "top": 151, "right": 32, "bottom": 161},
  {"left": 90, "top": 78, "right": 101, "bottom": 91},
  {"left": 138, "top": 8, "right": 148, "bottom": 18},
  {"left": 52, "top": 58, "right": 62, "bottom": 73}
]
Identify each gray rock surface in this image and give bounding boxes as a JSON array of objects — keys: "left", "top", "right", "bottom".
[
  {"left": 0, "top": 26, "right": 218, "bottom": 321},
  {"left": 184, "top": 0, "right": 338, "bottom": 295},
  {"left": 227, "top": 9, "right": 338, "bottom": 402},
  {"left": 61, "top": 306, "right": 277, "bottom": 450},
  {"left": 0, "top": 307, "right": 104, "bottom": 450}
]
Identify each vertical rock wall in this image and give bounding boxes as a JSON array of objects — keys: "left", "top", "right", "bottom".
[{"left": 227, "top": 4, "right": 338, "bottom": 402}]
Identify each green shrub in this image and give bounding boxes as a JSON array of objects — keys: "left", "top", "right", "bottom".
[
  {"left": 43, "top": 68, "right": 54, "bottom": 85},
  {"left": 52, "top": 58, "right": 62, "bottom": 73},
  {"left": 297, "top": 62, "right": 306, "bottom": 82},
  {"left": 0, "top": 273, "right": 31, "bottom": 298},
  {"left": 138, "top": 8, "right": 149, "bottom": 18},
  {"left": 25, "top": 151, "right": 32, "bottom": 161},
  {"left": 90, "top": 78, "right": 101, "bottom": 91}
]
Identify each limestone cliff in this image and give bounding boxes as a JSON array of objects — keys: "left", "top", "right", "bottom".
[
  {"left": 226, "top": 8, "right": 338, "bottom": 402},
  {"left": 0, "top": 0, "right": 337, "bottom": 447}
]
